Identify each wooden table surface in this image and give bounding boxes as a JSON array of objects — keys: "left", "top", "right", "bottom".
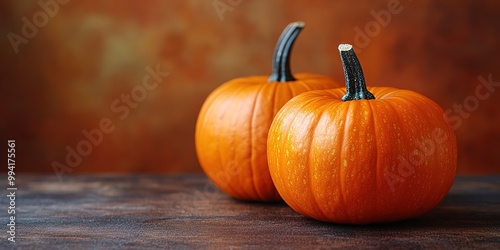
[{"left": 2, "top": 174, "right": 499, "bottom": 249}]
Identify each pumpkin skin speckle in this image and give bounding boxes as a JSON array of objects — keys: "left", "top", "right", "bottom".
[{"left": 267, "top": 44, "right": 457, "bottom": 223}]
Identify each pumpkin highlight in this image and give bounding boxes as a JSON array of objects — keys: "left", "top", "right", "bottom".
[
  {"left": 267, "top": 44, "right": 457, "bottom": 223},
  {"left": 195, "top": 22, "right": 340, "bottom": 201}
]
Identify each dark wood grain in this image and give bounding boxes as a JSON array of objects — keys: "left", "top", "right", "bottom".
[{"left": 2, "top": 174, "right": 499, "bottom": 249}]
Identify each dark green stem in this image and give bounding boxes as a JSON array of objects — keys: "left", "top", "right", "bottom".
[
  {"left": 268, "top": 21, "right": 304, "bottom": 82},
  {"left": 338, "top": 44, "right": 375, "bottom": 101}
]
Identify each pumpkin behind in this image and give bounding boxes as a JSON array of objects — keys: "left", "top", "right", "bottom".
[{"left": 195, "top": 22, "right": 341, "bottom": 201}]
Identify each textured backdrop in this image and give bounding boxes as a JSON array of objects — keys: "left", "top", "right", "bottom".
[{"left": 1, "top": 0, "right": 499, "bottom": 174}]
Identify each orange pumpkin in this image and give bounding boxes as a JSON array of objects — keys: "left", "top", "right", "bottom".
[
  {"left": 195, "top": 22, "right": 340, "bottom": 201},
  {"left": 267, "top": 44, "right": 457, "bottom": 223}
]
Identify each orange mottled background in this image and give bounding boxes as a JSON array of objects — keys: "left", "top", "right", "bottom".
[{"left": 0, "top": 0, "right": 499, "bottom": 174}]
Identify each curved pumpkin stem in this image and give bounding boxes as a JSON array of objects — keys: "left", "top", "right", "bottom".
[
  {"left": 338, "top": 44, "right": 375, "bottom": 101},
  {"left": 268, "top": 21, "right": 304, "bottom": 82}
]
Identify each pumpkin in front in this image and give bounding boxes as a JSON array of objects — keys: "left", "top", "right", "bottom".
[
  {"left": 267, "top": 44, "right": 457, "bottom": 223},
  {"left": 195, "top": 22, "right": 340, "bottom": 201}
]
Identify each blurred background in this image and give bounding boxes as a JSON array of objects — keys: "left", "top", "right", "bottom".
[{"left": 1, "top": 0, "right": 499, "bottom": 174}]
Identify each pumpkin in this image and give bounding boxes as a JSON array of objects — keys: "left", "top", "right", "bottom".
[
  {"left": 267, "top": 44, "right": 457, "bottom": 223},
  {"left": 195, "top": 22, "right": 340, "bottom": 201}
]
